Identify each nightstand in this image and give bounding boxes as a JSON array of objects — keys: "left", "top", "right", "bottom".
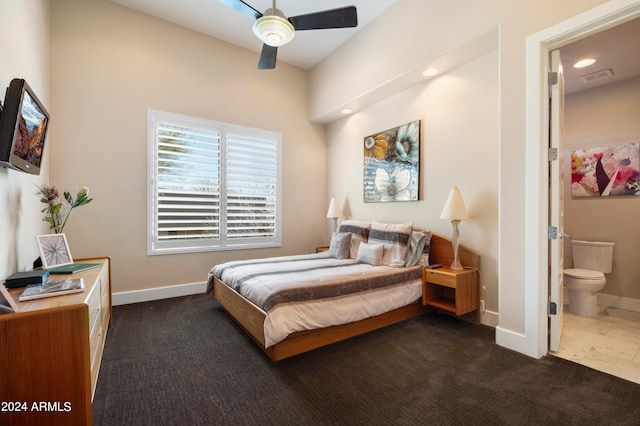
[{"left": 422, "top": 267, "right": 479, "bottom": 316}]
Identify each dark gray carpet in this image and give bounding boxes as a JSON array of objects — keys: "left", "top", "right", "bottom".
[{"left": 93, "top": 294, "right": 640, "bottom": 425}]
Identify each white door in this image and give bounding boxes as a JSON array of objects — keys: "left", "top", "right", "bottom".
[{"left": 549, "top": 49, "right": 565, "bottom": 352}]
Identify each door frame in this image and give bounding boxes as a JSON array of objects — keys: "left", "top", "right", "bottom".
[{"left": 524, "top": 0, "right": 640, "bottom": 358}]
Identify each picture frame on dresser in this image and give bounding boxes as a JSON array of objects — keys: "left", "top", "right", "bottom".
[
  {"left": 0, "top": 282, "right": 19, "bottom": 312},
  {"left": 36, "top": 233, "right": 73, "bottom": 269}
]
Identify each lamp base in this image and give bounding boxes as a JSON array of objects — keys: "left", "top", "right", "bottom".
[
  {"left": 450, "top": 259, "right": 464, "bottom": 271},
  {"left": 450, "top": 219, "right": 464, "bottom": 270}
]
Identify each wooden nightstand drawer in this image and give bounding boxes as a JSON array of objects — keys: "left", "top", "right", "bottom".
[
  {"left": 422, "top": 267, "right": 479, "bottom": 316},
  {"left": 423, "top": 269, "right": 457, "bottom": 287}
]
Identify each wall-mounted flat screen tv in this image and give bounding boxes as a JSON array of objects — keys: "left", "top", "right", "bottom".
[{"left": 0, "top": 79, "right": 50, "bottom": 175}]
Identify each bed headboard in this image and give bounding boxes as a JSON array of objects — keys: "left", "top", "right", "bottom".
[{"left": 426, "top": 233, "right": 481, "bottom": 270}]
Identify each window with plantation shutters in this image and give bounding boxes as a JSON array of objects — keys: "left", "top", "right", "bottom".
[{"left": 147, "top": 109, "right": 281, "bottom": 254}]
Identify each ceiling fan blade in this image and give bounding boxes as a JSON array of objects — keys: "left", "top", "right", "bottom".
[
  {"left": 288, "top": 6, "right": 358, "bottom": 31},
  {"left": 217, "top": 0, "right": 262, "bottom": 20},
  {"left": 258, "top": 44, "right": 278, "bottom": 70}
]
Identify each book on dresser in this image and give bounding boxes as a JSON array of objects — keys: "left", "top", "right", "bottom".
[
  {"left": 19, "top": 278, "right": 85, "bottom": 301},
  {"left": 48, "top": 263, "right": 102, "bottom": 274}
]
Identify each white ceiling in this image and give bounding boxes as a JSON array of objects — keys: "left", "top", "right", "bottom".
[
  {"left": 110, "top": 0, "right": 639, "bottom": 91},
  {"left": 110, "top": 0, "right": 398, "bottom": 69},
  {"left": 560, "top": 17, "right": 640, "bottom": 94}
]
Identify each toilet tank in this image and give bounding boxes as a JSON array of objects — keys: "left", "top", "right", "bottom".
[{"left": 571, "top": 240, "right": 615, "bottom": 273}]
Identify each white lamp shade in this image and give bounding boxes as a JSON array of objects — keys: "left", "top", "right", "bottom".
[
  {"left": 326, "top": 197, "right": 343, "bottom": 219},
  {"left": 440, "top": 186, "right": 469, "bottom": 220}
]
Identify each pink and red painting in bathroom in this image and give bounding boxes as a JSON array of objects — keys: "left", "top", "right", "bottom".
[{"left": 571, "top": 142, "right": 640, "bottom": 197}]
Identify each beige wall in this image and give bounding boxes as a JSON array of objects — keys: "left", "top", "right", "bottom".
[
  {"left": 0, "top": 0, "right": 51, "bottom": 282},
  {"left": 326, "top": 51, "right": 499, "bottom": 322},
  {"left": 564, "top": 75, "right": 640, "bottom": 300},
  {"left": 50, "top": 0, "right": 326, "bottom": 293},
  {"left": 311, "top": 0, "right": 610, "bottom": 340}
]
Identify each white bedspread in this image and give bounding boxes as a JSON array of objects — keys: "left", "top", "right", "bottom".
[{"left": 209, "top": 253, "right": 422, "bottom": 348}]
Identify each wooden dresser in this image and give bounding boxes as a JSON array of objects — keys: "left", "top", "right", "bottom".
[{"left": 0, "top": 257, "right": 111, "bottom": 426}]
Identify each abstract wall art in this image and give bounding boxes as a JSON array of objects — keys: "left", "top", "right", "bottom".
[
  {"left": 571, "top": 142, "right": 640, "bottom": 197},
  {"left": 363, "top": 120, "right": 420, "bottom": 203}
]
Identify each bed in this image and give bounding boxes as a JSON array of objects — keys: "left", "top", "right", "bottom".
[{"left": 207, "top": 221, "right": 480, "bottom": 361}]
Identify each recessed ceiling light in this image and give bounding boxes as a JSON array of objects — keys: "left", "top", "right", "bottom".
[
  {"left": 422, "top": 67, "right": 439, "bottom": 77},
  {"left": 341, "top": 108, "right": 353, "bottom": 115},
  {"left": 574, "top": 58, "right": 596, "bottom": 68}
]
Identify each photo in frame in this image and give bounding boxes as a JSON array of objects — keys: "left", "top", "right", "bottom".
[
  {"left": 0, "top": 282, "right": 19, "bottom": 313},
  {"left": 363, "top": 120, "right": 420, "bottom": 203},
  {"left": 36, "top": 234, "right": 73, "bottom": 269}
]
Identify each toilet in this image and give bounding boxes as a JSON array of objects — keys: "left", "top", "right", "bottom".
[{"left": 564, "top": 240, "right": 615, "bottom": 316}]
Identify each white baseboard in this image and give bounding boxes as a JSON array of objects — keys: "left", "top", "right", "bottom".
[
  {"left": 597, "top": 292, "right": 640, "bottom": 313},
  {"left": 495, "top": 325, "right": 544, "bottom": 359},
  {"left": 480, "top": 309, "right": 499, "bottom": 328},
  {"left": 112, "top": 281, "right": 207, "bottom": 306},
  {"left": 112, "top": 282, "right": 505, "bottom": 329}
]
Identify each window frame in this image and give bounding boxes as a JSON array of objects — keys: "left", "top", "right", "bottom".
[{"left": 147, "top": 109, "right": 282, "bottom": 255}]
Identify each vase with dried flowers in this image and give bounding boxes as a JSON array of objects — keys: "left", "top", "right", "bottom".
[{"left": 37, "top": 185, "right": 93, "bottom": 234}]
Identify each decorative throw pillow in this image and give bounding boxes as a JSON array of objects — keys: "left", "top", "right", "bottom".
[
  {"left": 368, "top": 221, "right": 413, "bottom": 267},
  {"left": 356, "top": 242, "right": 384, "bottom": 266},
  {"left": 338, "top": 220, "right": 371, "bottom": 259},
  {"left": 404, "top": 230, "right": 432, "bottom": 266},
  {"left": 328, "top": 232, "right": 351, "bottom": 259},
  {"left": 417, "top": 234, "right": 433, "bottom": 266}
]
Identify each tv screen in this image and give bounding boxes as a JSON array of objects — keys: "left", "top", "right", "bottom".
[{"left": 0, "top": 79, "right": 50, "bottom": 175}]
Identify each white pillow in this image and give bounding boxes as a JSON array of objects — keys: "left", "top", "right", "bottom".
[
  {"left": 368, "top": 221, "right": 413, "bottom": 267},
  {"left": 356, "top": 242, "right": 384, "bottom": 266}
]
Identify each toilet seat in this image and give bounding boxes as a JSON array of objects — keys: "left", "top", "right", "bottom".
[{"left": 564, "top": 268, "right": 605, "bottom": 280}]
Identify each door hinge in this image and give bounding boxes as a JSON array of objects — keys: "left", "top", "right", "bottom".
[
  {"left": 548, "top": 71, "right": 558, "bottom": 86},
  {"left": 548, "top": 147, "right": 558, "bottom": 161},
  {"left": 548, "top": 226, "right": 558, "bottom": 240},
  {"left": 548, "top": 301, "right": 557, "bottom": 315}
]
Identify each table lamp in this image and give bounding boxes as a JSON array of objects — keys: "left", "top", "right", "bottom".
[
  {"left": 326, "top": 197, "right": 343, "bottom": 233},
  {"left": 440, "top": 186, "right": 469, "bottom": 270}
]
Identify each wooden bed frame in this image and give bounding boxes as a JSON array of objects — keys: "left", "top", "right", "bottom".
[{"left": 212, "top": 233, "right": 480, "bottom": 361}]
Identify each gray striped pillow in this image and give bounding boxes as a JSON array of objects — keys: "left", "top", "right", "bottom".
[
  {"left": 368, "top": 221, "right": 413, "bottom": 267},
  {"left": 338, "top": 220, "right": 371, "bottom": 259}
]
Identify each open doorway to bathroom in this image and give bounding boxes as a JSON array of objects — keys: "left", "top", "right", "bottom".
[{"left": 551, "top": 16, "right": 640, "bottom": 384}]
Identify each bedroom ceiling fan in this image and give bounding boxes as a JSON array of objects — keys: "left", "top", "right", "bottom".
[{"left": 218, "top": 0, "right": 358, "bottom": 70}]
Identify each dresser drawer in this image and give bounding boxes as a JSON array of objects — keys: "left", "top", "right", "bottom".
[
  {"left": 100, "top": 273, "right": 110, "bottom": 327},
  {"left": 89, "top": 327, "right": 104, "bottom": 395},
  {"left": 87, "top": 284, "right": 101, "bottom": 333},
  {"left": 89, "top": 310, "right": 102, "bottom": 359}
]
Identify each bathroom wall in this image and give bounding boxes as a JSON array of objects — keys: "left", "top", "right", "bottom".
[{"left": 564, "top": 75, "right": 640, "bottom": 306}]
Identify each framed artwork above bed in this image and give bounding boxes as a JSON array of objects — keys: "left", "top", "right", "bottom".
[{"left": 363, "top": 120, "right": 420, "bottom": 203}]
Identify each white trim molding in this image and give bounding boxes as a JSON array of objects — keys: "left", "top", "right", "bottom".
[
  {"left": 519, "top": 0, "right": 640, "bottom": 359},
  {"left": 113, "top": 281, "right": 207, "bottom": 306}
]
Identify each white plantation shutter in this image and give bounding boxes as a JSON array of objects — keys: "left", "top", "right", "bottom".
[
  {"left": 226, "top": 132, "right": 278, "bottom": 240},
  {"left": 148, "top": 110, "right": 281, "bottom": 254}
]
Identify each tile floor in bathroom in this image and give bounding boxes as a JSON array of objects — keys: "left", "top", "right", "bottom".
[{"left": 553, "top": 306, "right": 640, "bottom": 384}]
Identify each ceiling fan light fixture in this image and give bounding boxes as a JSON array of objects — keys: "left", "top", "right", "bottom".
[{"left": 253, "top": 10, "right": 295, "bottom": 47}]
